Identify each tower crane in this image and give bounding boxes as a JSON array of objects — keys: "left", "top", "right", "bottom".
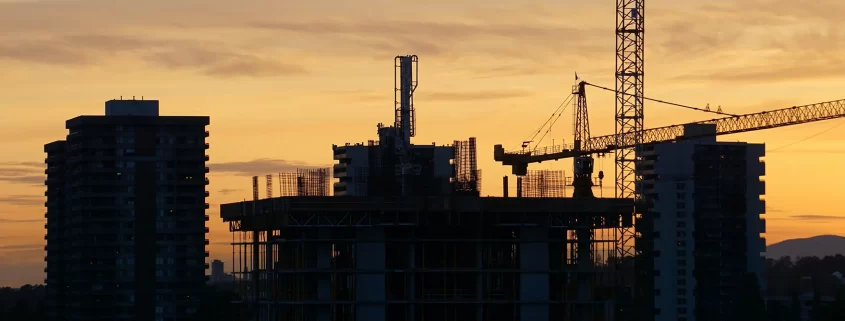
[
  {"left": 615, "top": 0, "right": 646, "bottom": 260},
  {"left": 495, "top": 98, "right": 845, "bottom": 176}
]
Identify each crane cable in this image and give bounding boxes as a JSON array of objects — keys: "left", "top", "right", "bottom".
[
  {"left": 535, "top": 94, "right": 576, "bottom": 148},
  {"left": 517, "top": 93, "right": 575, "bottom": 150},
  {"left": 767, "top": 120, "right": 845, "bottom": 153},
  {"left": 583, "top": 82, "right": 739, "bottom": 117}
]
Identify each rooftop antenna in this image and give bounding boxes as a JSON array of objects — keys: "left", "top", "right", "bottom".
[{"left": 394, "top": 55, "right": 419, "bottom": 145}]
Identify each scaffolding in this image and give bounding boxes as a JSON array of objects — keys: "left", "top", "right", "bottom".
[
  {"left": 520, "top": 170, "right": 565, "bottom": 198},
  {"left": 279, "top": 168, "right": 332, "bottom": 197},
  {"left": 453, "top": 137, "right": 481, "bottom": 195},
  {"left": 222, "top": 196, "right": 632, "bottom": 321}
]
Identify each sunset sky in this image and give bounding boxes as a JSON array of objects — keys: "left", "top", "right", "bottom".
[{"left": 1, "top": 0, "right": 844, "bottom": 286}]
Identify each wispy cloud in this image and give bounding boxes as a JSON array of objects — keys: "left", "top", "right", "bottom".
[
  {"left": 790, "top": 215, "right": 845, "bottom": 221},
  {"left": 143, "top": 45, "right": 307, "bottom": 78},
  {"left": 0, "top": 33, "right": 308, "bottom": 78},
  {"left": 251, "top": 19, "right": 606, "bottom": 62},
  {"left": 0, "top": 195, "right": 44, "bottom": 206},
  {"left": 217, "top": 189, "right": 243, "bottom": 196},
  {"left": 0, "top": 218, "right": 43, "bottom": 223},
  {"left": 0, "top": 162, "right": 44, "bottom": 186},
  {"left": 0, "top": 244, "right": 42, "bottom": 251},
  {"left": 654, "top": 0, "right": 845, "bottom": 84},
  {"left": 421, "top": 90, "right": 534, "bottom": 102},
  {"left": 209, "top": 159, "right": 327, "bottom": 177}
]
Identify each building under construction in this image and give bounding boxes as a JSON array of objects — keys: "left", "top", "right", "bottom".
[{"left": 219, "top": 55, "right": 634, "bottom": 321}]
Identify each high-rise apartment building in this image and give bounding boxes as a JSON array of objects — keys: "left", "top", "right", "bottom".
[
  {"left": 637, "top": 124, "right": 766, "bottom": 321},
  {"left": 44, "top": 99, "right": 210, "bottom": 321}
]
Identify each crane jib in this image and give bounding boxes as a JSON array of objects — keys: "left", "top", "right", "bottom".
[{"left": 498, "top": 99, "right": 845, "bottom": 163}]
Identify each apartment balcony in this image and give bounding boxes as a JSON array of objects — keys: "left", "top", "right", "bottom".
[
  {"left": 204, "top": 227, "right": 209, "bottom": 233},
  {"left": 204, "top": 215, "right": 209, "bottom": 222},
  {"left": 204, "top": 155, "right": 209, "bottom": 161},
  {"left": 204, "top": 167, "right": 209, "bottom": 173},
  {"left": 204, "top": 251, "right": 210, "bottom": 258},
  {"left": 204, "top": 143, "right": 209, "bottom": 150},
  {"left": 204, "top": 191, "right": 210, "bottom": 197},
  {"left": 204, "top": 131, "right": 209, "bottom": 137},
  {"left": 333, "top": 163, "right": 348, "bottom": 178}
]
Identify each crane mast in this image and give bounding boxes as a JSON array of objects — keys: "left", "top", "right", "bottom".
[{"left": 616, "top": 0, "right": 645, "bottom": 259}]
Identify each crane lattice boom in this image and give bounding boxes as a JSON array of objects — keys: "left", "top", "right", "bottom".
[{"left": 495, "top": 98, "right": 845, "bottom": 175}]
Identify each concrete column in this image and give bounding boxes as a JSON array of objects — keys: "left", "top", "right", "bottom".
[
  {"left": 477, "top": 238, "right": 484, "bottom": 321},
  {"left": 409, "top": 233, "right": 416, "bottom": 321},
  {"left": 520, "top": 227, "right": 549, "bottom": 321},
  {"left": 316, "top": 229, "right": 332, "bottom": 321},
  {"left": 356, "top": 227, "right": 386, "bottom": 321}
]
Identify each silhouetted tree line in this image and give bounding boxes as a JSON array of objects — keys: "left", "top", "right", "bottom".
[
  {"left": 761, "top": 255, "right": 845, "bottom": 321},
  {"left": 0, "top": 284, "right": 46, "bottom": 321},
  {"left": 0, "top": 283, "right": 239, "bottom": 321},
  {"left": 5, "top": 257, "right": 845, "bottom": 321}
]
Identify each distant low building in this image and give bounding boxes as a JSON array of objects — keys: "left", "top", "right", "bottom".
[{"left": 209, "top": 259, "right": 235, "bottom": 284}]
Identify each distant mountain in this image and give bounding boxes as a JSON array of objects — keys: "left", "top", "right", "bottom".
[{"left": 766, "top": 235, "right": 845, "bottom": 259}]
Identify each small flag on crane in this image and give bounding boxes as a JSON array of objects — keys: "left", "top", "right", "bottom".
[{"left": 575, "top": 72, "right": 579, "bottom": 81}]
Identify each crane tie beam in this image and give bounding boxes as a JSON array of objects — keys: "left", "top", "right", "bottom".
[{"left": 584, "top": 82, "right": 739, "bottom": 117}]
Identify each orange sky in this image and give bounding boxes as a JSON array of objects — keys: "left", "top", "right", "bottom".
[{"left": 1, "top": 0, "right": 844, "bottom": 287}]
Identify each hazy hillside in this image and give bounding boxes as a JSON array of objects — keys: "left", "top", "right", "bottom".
[{"left": 766, "top": 235, "right": 845, "bottom": 259}]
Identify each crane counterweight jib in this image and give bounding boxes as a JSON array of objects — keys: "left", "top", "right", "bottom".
[{"left": 497, "top": 98, "right": 845, "bottom": 171}]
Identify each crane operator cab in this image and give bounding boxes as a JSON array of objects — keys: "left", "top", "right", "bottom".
[{"left": 574, "top": 156, "right": 594, "bottom": 176}]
